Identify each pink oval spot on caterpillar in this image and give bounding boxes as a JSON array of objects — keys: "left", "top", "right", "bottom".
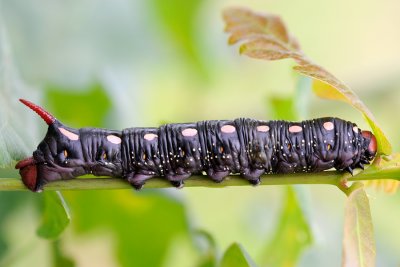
[
  {"left": 257, "top": 125, "right": 269, "bottom": 132},
  {"left": 221, "top": 125, "right": 236, "bottom": 133},
  {"left": 323, "top": 122, "right": 334, "bottom": 131},
  {"left": 289, "top": 125, "right": 302, "bottom": 133},
  {"left": 144, "top": 133, "right": 158, "bottom": 141},
  {"left": 353, "top": 126, "right": 359, "bottom": 133},
  {"left": 182, "top": 128, "right": 197, "bottom": 137},
  {"left": 107, "top": 135, "right": 121, "bottom": 144},
  {"left": 58, "top": 127, "right": 79, "bottom": 141}
]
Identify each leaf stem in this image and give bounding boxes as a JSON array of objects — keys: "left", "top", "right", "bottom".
[{"left": 1, "top": 162, "right": 399, "bottom": 191}]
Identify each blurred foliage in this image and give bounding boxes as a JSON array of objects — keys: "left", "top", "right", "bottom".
[
  {"left": 51, "top": 240, "right": 75, "bottom": 267},
  {"left": 45, "top": 83, "right": 112, "bottom": 128},
  {"left": 259, "top": 187, "right": 312, "bottom": 267},
  {"left": 342, "top": 183, "right": 375, "bottom": 267},
  {"left": 220, "top": 243, "right": 257, "bottom": 267},
  {"left": 0, "top": 25, "right": 40, "bottom": 168},
  {"left": 65, "top": 190, "right": 191, "bottom": 267},
  {"left": 193, "top": 230, "right": 218, "bottom": 267},
  {"left": 269, "top": 97, "right": 296, "bottom": 121},
  {"left": 149, "top": 0, "right": 207, "bottom": 77},
  {"left": 269, "top": 75, "right": 311, "bottom": 121},
  {"left": 36, "top": 191, "right": 71, "bottom": 239},
  {"left": 0, "top": 38, "right": 40, "bottom": 256},
  {"left": 0, "top": 192, "right": 32, "bottom": 258}
]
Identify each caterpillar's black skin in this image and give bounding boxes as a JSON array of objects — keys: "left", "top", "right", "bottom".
[{"left": 16, "top": 100, "right": 377, "bottom": 192}]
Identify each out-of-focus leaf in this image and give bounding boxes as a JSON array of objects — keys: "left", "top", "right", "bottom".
[
  {"left": 194, "top": 230, "right": 217, "bottom": 267},
  {"left": 223, "top": 8, "right": 299, "bottom": 49},
  {"left": 51, "top": 240, "right": 75, "bottom": 267},
  {"left": 270, "top": 74, "right": 311, "bottom": 122},
  {"left": 0, "top": 191, "right": 32, "bottom": 258},
  {"left": 66, "top": 190, "right": 190, "bottom": 267},
  {"left": 198, "top": 256, "right": 217, "bottom": 267},
  {"left": 220, "top": 243, "right": 257, "bottom": 267},
  {"left": 294, "top": 76, "right": 313, "bottom": 119},
  {"left": 37, "top": 191, "right": 71, "bottom": 239},
  {"left": 342, "top": 183, "right": 376, "bottom": 267},
  {"left": 45, "top": 82, "right": 112, "bottom": 128},
  {"left": 270, "top": 97, "right": 296, "bottom": 121},
  {"left": 259, "top": 186, "right": 312, "bottom": 267},
  {"left": 0, "top": 24, "right": 40, "bottom": 167},
  {"left": 149, "top": 0, "right": 207, "bottom": 77},
  {"left": 223, "top": 7, "right": 392, "bottom": 155},
  {"left": 365, "top": 179, "right": 399, "bottom": 194}
]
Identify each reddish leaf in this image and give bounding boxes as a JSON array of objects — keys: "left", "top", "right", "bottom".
[{"left": 223, "top": 8, "right": 297, "bottom": 48}]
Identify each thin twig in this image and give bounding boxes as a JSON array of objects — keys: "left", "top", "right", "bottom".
[{"left": 1, "top": 162, "right": 399, "bottom": 191}]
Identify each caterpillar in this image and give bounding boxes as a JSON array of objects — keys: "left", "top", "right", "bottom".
[{"left": 15, "top": 99, "right": 377, "bottom": 192}]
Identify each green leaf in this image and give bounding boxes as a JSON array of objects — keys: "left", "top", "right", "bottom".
[
  {"left": 259, "top": 186, "right": 312, "bottom": 267},
  {"left": 223, "top": 7, "right": 392, "bottom": 155},
  {"left": 0, "top": 24, "right": 40, "bottom": 167},
  {"left": 37, "top": 191, "right": 71, "bottom": 239},
  {"left": 149, "top": 0, "right": 206, "bottom": 77},
  {"left": 51, "top": 240, "right": 75, "bottom": 267},
  {"left": 198, "top": 256, "right": 217, "bottom": 267},
  {"left": 342, "top": 183, "right": 376, "bottom": 267},
  {"left": 269, "top": 75, "right": 311, "bottom": 121},
  {"left": 0, "top": 191, "right": 32, "bottom": 258},
  {"left": 294, "top": 76, "right": 313, "bottom": 119},
  {"left": 220, "top": 243, "right": 258, "bottom": 267},
  {"left": 194, "top": 230, "right": 217, "bottom": 267},
  {"left": 269, "top": 97, "right": 297, "bottom": 121},
  {"left": 45, "top": 82, "right": 112, "bottom": 128}
]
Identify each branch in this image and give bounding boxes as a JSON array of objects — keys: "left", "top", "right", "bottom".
[{"left": 1, "top": 156, "right": 399, "bottom": 191}]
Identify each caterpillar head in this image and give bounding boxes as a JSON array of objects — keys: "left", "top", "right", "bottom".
[
  {"left": 15, "top": 99, "right": 122, "bottom": 192},
  {"left": 361, "top": 130, "right": 377, "bottom": 161}
]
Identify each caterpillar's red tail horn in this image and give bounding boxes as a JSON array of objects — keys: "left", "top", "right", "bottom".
[{"left": 19, "top": 99, "right": 56, "bottom": 125}]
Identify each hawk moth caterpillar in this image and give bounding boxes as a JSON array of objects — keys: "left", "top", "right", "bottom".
[{"left": 15, "top": 99, "right": 377, "bottom": 192}]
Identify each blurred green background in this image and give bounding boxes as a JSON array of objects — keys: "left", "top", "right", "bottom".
[{"left": 0, "top": 0, "right": 400, "bottom": 266}]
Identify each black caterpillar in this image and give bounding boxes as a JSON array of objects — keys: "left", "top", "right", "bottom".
[{"left": 16, "top": 99, "right": 377, "bottom": 192}]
